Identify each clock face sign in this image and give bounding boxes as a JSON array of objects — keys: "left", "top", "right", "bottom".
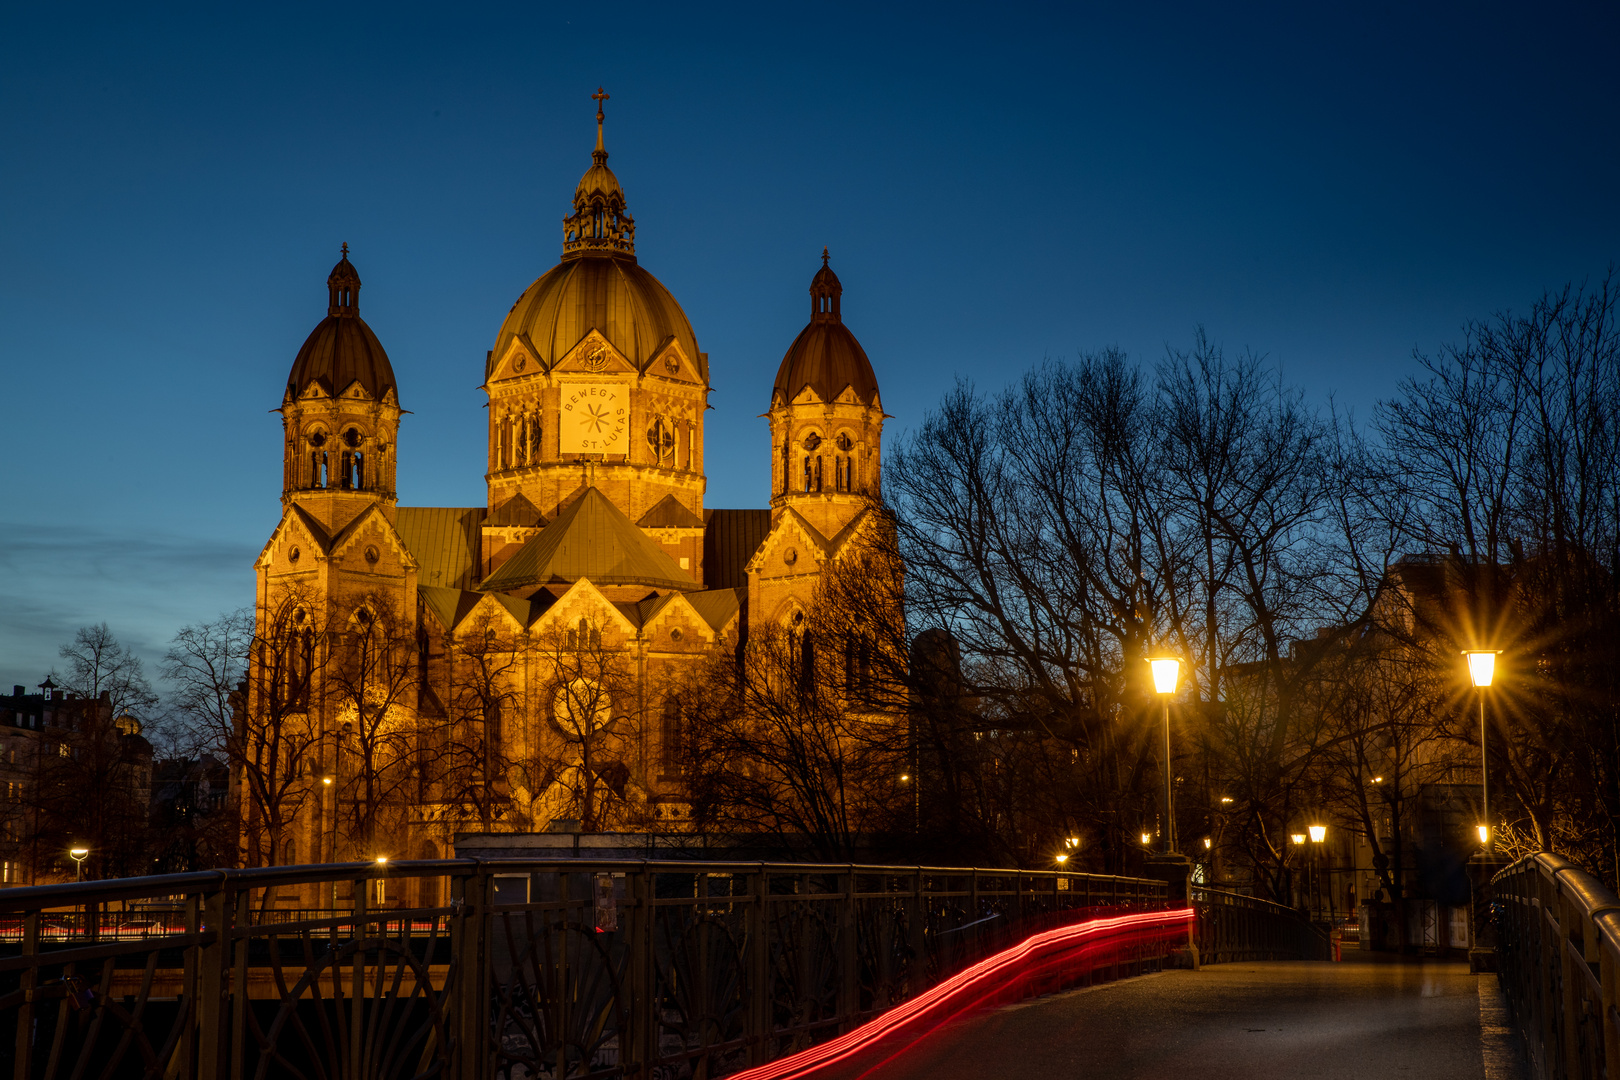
[{"left": 561, "top": 383, "right": 628, "bottom": 453}]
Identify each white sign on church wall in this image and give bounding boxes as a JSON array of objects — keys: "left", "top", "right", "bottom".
[{"left": 560, "top": 383, "right": 628, "bottom": 454}]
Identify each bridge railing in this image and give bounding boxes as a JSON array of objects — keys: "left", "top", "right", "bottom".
[
  {"left": 1494, "top": 852, "right": 1620, "bottom": 1080},
  {"left": 1191, "top": 884, "right": 1332, "bottom": 963},
  {"left": 0, "top": 858, "right": 1169, "bottom": 1079}
]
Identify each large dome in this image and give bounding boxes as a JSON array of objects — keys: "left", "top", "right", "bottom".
[
  {"left": 489, "top": 92, "right": 703, "bottom": 383},
  {"left": 491, "top": 254, "right": 703, "bottom": 382},
  {"left": 286, "top": 248, "right": 397, "bottom": 402},
  {"left": 773, "top": 252, "right": 878, "bottom": 406}
]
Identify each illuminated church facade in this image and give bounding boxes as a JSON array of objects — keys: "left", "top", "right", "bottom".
[{"left": 247, "top": 96, "right": 886, "bottom": 869}]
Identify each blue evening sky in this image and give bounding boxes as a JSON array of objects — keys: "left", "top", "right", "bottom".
[{"left": 2, "top": 2, "right": 1616, "bottom": 699}]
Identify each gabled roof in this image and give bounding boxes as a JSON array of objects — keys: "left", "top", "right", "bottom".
[
  {"left": 397, "top": 507, "right": 485, "bottom": 590},
  {"left": 685, "top": 588, "right": 743, "bottom": 633},
  {"left": 637, "top": 494, "right": 704, "bottom": 529},
  {"left": 419, "top": 586, "right": 485, "bottom": 630},
  {"left": 480, "top": 487, "right": 697, "bottom": 593}
]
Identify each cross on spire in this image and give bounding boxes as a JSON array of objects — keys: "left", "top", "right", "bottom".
[
  {"left": 340, "top": 241, "right": 349, "bottom": 259},
  {"left": 822, "top": 246, "right": 830, "bottom": 267},
  {"left": 592, "top": 87, "right": 610, "bottom": 158}
]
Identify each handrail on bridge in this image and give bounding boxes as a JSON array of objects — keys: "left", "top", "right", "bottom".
[
  {"left": 1494, "top": 852, "right": 1620, "bottom": 1080},
  {"left": 0, "top": 856, "right": 1173, "bottom": 1079}
]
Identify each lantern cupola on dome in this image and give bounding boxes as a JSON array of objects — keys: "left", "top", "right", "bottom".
[{"left": 563, "top": 88, "right": 635, "bottom": 257}]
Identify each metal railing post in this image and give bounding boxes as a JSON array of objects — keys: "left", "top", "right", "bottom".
[
  {"left": 230, "top": 887, "right": 249, "bottom": 1074},
  {"left": 450, "top": 865, "right": 486, "bottom": 1080},
  {"left": 197, "top": 879, "right": 229, "bottom": 1080},
  {"left": 351, "top": 874, "right": 368, "bottom": 1080},
  {"left": 746, "top": 866, "right": 770, "bottom": 1065},
  {"left": 838, "top": 867, "right": 859, "bottom": 1031},
  {"left": 13, "top": 909, "right": 38, "bottom": 1080}
]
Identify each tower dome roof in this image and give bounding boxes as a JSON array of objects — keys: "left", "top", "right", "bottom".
[
  {"left": 773, "top": 250, "right": 879, "bottom": 406},
  {"left": 285, "top": 245, "right": 397, "bottom": 402},
  {"left": 489, "top": 91, "right": 703, "bottom": 382}
]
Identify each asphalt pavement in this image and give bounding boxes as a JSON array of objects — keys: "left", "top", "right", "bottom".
[{"left": 822, "top": 960, "right": 1518, "bottom": 1080}]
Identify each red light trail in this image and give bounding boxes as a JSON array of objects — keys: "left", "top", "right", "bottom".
[{"left": 727, "top": 906, "right": 1194, "bottom": 1080}]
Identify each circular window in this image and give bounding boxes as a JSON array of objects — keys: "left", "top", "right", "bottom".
[
  {"left": 513, "top": 354, "right": 526, "bottom": 373},
  {"left": 308, "top": 431, "right": 326, "bottom": 447},
  {"left": 670, "top": 627, "right": 684, "bottom": 642},
  {"left": 784, "top": 547, "right": 798, "bottom": 566},
  {"left": 364, "top": 545, "right": 380, "bottom": 565},
  {"left": 665, "top": 355, "right": 680, "bottom": 374},
  {"left": 836, "top": 432, "right": 853, "bottom": 452},
  {"left": 289, "top": 546, "right": 301, "bottom": 564},
  {"left": 802, "top": 432, "right": 822, "bottom": 451},
  {"left": 343, "top": 428, "right": 362, "bottom": 448}
]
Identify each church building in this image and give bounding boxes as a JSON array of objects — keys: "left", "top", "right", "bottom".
[{"left": 247, "top": 95, "right": 886, "bottom": 870}]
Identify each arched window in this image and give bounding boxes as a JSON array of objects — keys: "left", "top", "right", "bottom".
[
  {"left": 529, "top": 411, "right": 543, "bottom": 462},
  {"left": 647, "top": 417, "right": 675, "bottom": 465},
  {"left": 516, "top": 415, "right": 528, "bottom": 465},
  {"left": 308, "top": 430, "right": 329, "bottom": 488},
  {"left": 660, "top": 696, "right": 683, "bottom": 778}
]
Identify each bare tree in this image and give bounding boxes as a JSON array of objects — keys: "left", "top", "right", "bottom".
[
  {"left": 528, "top": 617, "right": 641, "bottom": 832},
  {"left": 326, "top": 593, "right": 421, "bottom": 859},
  {"left": 436, "top": 612, "right": 529, "bottom": 833},
  {"left": 55, "top": 622, "right": 159, "bottom": 723},
  {"left": 234, "top": 595, "right": 328, "bottom": 867}
]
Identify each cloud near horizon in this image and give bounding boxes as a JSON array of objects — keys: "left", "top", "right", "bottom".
[{"left": 0, "top": 523, "right": 256, "bottom": 700}]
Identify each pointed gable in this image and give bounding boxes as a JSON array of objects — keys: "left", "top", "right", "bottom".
[
  {"left": 481, "top": 487, "right": 697, "bottom": 593},
  {"left": 637, "top": 494, "right": 704, "bottom": 529}
]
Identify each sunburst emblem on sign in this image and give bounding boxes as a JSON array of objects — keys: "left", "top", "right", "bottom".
[{"left": 582, "top": 403, "right": 613, "bottom": 433}]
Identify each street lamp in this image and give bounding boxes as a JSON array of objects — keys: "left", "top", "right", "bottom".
[
  {"left": 1309, "top": 825, "right": 1326, "bottom": 920},
  {"left": 1464, "top": 650, "right": 1500, "bottom": 853},
  {"left": 69, "top": 846, "right": 89, "bottom": 882},
  {"left": 1145, "top": 655, "right": 1181, "bottom": 854}
]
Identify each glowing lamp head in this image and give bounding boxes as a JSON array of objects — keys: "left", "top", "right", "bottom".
[
  {"left": 1477, "top": 825, "right": 1489, "bottom": 845},
  {"left": 1065, "top": 836, "right": 1081, "bottom": 849},
  {"left": 1308, "top": 825, "right": 1326, "bottom": 844},
  {"left": 1146, "top": 656, "right": 1181, "bottom": 695},
  {"left": 1055, "top": 853, "right": 1069, "bottom": 865},
  {"left": 1219, "top": 796, "right": 1233, "bottom": 804},
  {"left": 1141, "top": 832, "right": 1153, "bottom": 846},
  {"left": 1464, "top": 650, "right": 1499, "bottom": 688},
  {"left": 375, "top": 856, "right": 388, "bottom": 867},
  {"left": 69, "top": 847, "right": 89, "bottom": 860},
  {"left": 899, "top": 774, "right": 910, "bottom": 782},
  {"left": 1203, "top": 837, "right": 1212, "bottom": 850},
  {"left": 1290, "top": 833, "right": 1306, "bottom": 845},
  {"left": 322, "top": 776, "right": 333, "bottom": 786}
]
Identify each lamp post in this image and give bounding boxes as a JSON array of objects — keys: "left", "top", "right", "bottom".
[
  {"left": 1464, "top": 650, "right": 1500, "bottom": 854},
  {"left": 69, "top": 846, "right": 89, "bottom": 882},
  {"left": 1146, "top": 656, "right": 1181, "bottom": 854},
  {"left": 322, "top": 775, "right": 337, "bottom": 911},
  {"left": 1309, "top": 825, "right": 1326, "bottom": 921}
]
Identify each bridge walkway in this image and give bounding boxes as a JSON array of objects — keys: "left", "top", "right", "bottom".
[{"left": 822, "top": 960, "right": 1525, "bottom": 1080}]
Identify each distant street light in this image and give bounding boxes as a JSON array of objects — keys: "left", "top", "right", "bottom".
[
  {"left": 1145, "top": 656, "right": 1181, "bottom": 854},
  {"left": 1465, "top": 650, "right": 1501, "bottom": 854},
  {"left": 69, "top": 846, "right": 89, "bottom": 882},
  {"left": 1290, "top": 833, "right": 1306, "bottom": 846},
  {"left": 1140, "top": 831, "right": 1153, "bottom": 847}
]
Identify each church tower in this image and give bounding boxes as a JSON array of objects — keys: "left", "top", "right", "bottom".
[
  {"left": 747, "top": 251, "right": 885, "bottom": 625},
  {"left": 768, "top": 250, "right": 884, "bottom": 538},
  {"left": 278, "top": 246, "right": 402, "bottom": 531},
  {"left": 251, "top": 247, "right": 419, "bottom": 870},
  {"left": 480, "top": 91, "right": 710, "bottom": 586}
]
